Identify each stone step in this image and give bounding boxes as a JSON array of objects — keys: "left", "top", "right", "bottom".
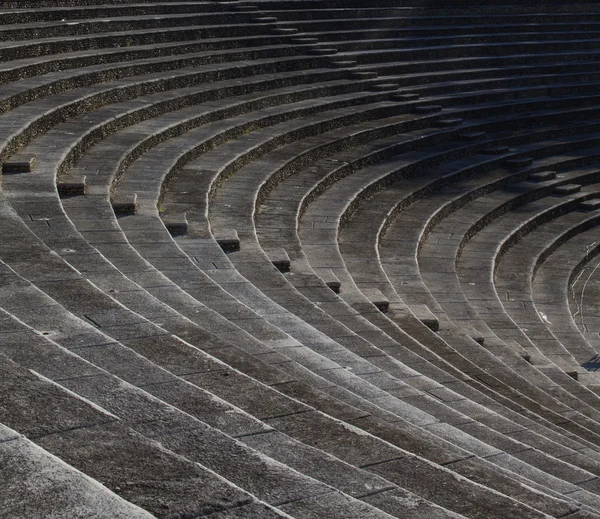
[
  {"left": 307, "top": 47, "right": 338, "bottom": 56},
  {"left": 413, "top": 105, "right": 443, "bottom": 114},
  {"left": 0, "top": 424, "right": 156, "bottom": 519},
  {"left": 0, "top": 354, "right": 255, "bottom": 517},
  {"left": 392, "top": 92, "right": 421, "bottom": 101},
  {"left": 111, "top": 193, "right": 137, "bottom": 215},
  {"left": 57, "top": 175, "right": 86, "bottom": 197},
  {"left": 580, "top": 198, "right": 600, "bottom": 211},
  {"left": 162, "top": 213, "right": 188, "bottom": 236},
  {"left": 481, "top": 145, "right": 511, "bottom": 155},
  {"left": 435, "top": 117, "right": 464, "bottom": 127},
  {"left": 215, "top": 229, "right": 241, "bottom": 252},
  {"left": 2, "top": 154, "right": 36, "bottom": 174},
  {"left": 290, "top": 37, "right": 319, "bottom": 44},
  {"left": 265, "top": 246, "right": 291, "bottom": 272},
  {"left": 369, "top": 83, "right": 400, "bottom": 92},
  {"left": 319, "top": 269, "right": 342, "bottom": 293},
  {"left": 529, "top": 170, "right": 558, "bottom": 182},
  {"left": 362, "top": 288, "right": 390, "bottom": 313},
  {"left": 272, "top": 27, "right": 298, "bottom": 35},
  {"left": 553, "top": 184, "right": 582, "bottom": 195},
  {"left": 350, "top": 71, "right": 378, "bottom": 80},
  {"left": 458, "top": 131, "right": 487, "bottom": 141},
  {"left": 330, "top": 60, "right": 358, "bottom": 68},
  {"left": 505, "top": 156, "right": 534, "bottom": 169},
  {"left": 252, "top": 16, "right": 277, "bottom": 23},
  {"left": 411, "top": 304, "right": 440, "bottom": 332}
]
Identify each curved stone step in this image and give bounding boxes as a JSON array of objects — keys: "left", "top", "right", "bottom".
[{"left": 0, "top": 423, "right": 157, "bottom": 519}]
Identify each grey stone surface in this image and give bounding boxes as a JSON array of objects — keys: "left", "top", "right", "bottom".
[
  {"left": 37, "top": 422, "right": 253, "bottom": 518},
  {"left": 0, "top": 435, "right": 157, "bottom": 519},
  {"left": 5, "top": 2, "right": 600, "bottom": 517}
]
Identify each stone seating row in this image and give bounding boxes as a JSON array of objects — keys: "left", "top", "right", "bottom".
[
  {"left": 5, "top": 1, "right": 600, "bottom": 516},
  {"left": 0, "top": 198, "right": 487, "bottom": 518},
  {"left": 492, "top": 196, "right": 600, "bottom": 365},
  {"left": 84, "top": 52, "right": 600, "bottom": 456},
  {"left": 234, "top": 106, "right": 600, "bottom": 430},
  {"left": 0, "top": 203, "right": 563, "bottom": 517},
  {"left": 142, "top": 74, "right": 600, "bottom": 442},
  {"left": 292, "top": 122, "right": 600, "bottom": 392}
]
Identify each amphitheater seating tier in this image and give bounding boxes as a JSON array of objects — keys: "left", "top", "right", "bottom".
[{"left": 4, "top": 1, "right": 600, "bottom": 518}]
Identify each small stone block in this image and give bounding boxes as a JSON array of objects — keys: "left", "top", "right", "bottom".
[
  {"left": 320, "top": 269, "right": 341, "bottom": 293},
  {"left": 553, "top": 184, "right": 581, "bottom": 195},
  {"left": 504, "top": 157, "right": 533, "bottom": 169},
  {"left": 215, "top": 230, "right": 240, "bottom": 252},
  {"left": 362, "top": 288, "right": 389, "bottom": 313},
  {"left": 252, "top": 16, "right": 277, "bottom": 23},
  {"left": 435, "top": 117, "right": 463, "bottom": 127},
  {"left": 265, "top": 247, "right": 290, "bottom": 273},
  {"left": 458, "top": 131, "right": 486, "bottom": 141},
  {"left": 163, "top": 215, "right": 188, "bottom": 236},
  {"left": 480, "top": 145, "right": 510, "bottom": 155},
  {"left": 307, "top": 48, "right": 338, "bottom": 55},
  {"left": 566, "top": 370, "right": 579, "bottom": 381},
  {"left": 57, "top": 175, "right": 86, "bottom": 197},
  {"left": 330, "top": 60, "right": 357, "bottom": 68},
  {"left": 392, "top": 92, "right": 420, "bottom": 101},
  {"left": 290, "top": 37, "right": 318, "bottom": 44},
  {"left": 272, "top": 27, "right": 297, "bottom": 34},
  {"left": 413, "top": 105, "right": 443, "bottom": 114},
  {"left": 528, "top": 170, "right": 557, "bottom": 182},
  {"left": 412, "top": 304, "right": 439, "bottom": 331},
  {"left": 350, "top": 71, "right": 378, "bottom": 80},
  {"left": 111, "top": 193, "right": 137, "bottom": 215},
  {"left": 580, "top": 199, "right": 600, "bottom": 211},
  {"left": 472, "top": 336, "right": 485, "bottom": 345},
  {"left": 521, "top": 354, "right": 532, "bottom": 363},
  {"left": 233, "top": 5, "right": 259, "bottom": 11},
  {"left": 369, "top": 83, "right": 399, "bottom": 92},
  {"left": 3, "top": 154, "right": 36, "bottom": 173}
]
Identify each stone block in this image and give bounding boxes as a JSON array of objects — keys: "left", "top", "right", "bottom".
[
  {"left": 528, "top": 170, "right": 557, "bottom": 182},
  {"left": 413, "top": 105, "right": 443, "bottom": 114},
  {"left": 412, "top": 304, "right": 439, "bottom": 331},
  {"left": 162, "top": 214, "right": 188, "bottom": 236},
  {"left": 252, "top": 16, "right": 277, "bottom": 23},
  {"left": 565, "top": 370, "right": 579, "bottom": 380},
  {"left": 330, "top": 60, "right": 357, "bottom": 68},
  {"left": 319, "top": 269, "right": 341, "bottom": 293},
  {"left": 504, "top": 157, "right": 533, "bottom": 169},
  {"left": 291, "top": 37, "right": 318, "bottom": 44},
  {"left": 57, "top": 175, "right": 86, "bottom": 197},
  {"left": 553, "top": 184, "right": 581, "bottom": 195},
  {"left": 111, "top": 193, "right": 137, "bottom": 215},
  {"left": 3, "top": 154, "right": 36, "bottom": 173},
  {"left": 392, "top": 92, "right": 420, "bottom": 101},
  {"left": 350, "top": 71, "right": 378, "bottom": 80},
  {"left": 362, "top": 288, "right": 389, "bottom": 313},
  {"left": 580, "top": 198, "right": 600, "bottom": 211},
  {"left": 435, "top": 117, "right": 463, "bottom": 127},
  {"left": 272, "top": 27, "right": 297, "bottom": 34},
  {"left": 265, "top": 247, "right": 291, "bottom": 273},
  {"left": 215, "top": 229, "right": 240, "bottom": 252},
  {"left": 480, "top": 145, "right": 509, "bottom": 155},
  {"left": 369, "top": 83, "right": 399, "bottom": 92},
  {"left": 458, "top": 131, "right": 486, "bottom": 141},
  {"left": 307, "top": 48, "right": 338, "bottom": 55}
]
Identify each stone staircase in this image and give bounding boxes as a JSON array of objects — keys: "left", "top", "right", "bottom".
[{"left": 3, "top": 1, "right": 600, "bottom": 517}]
